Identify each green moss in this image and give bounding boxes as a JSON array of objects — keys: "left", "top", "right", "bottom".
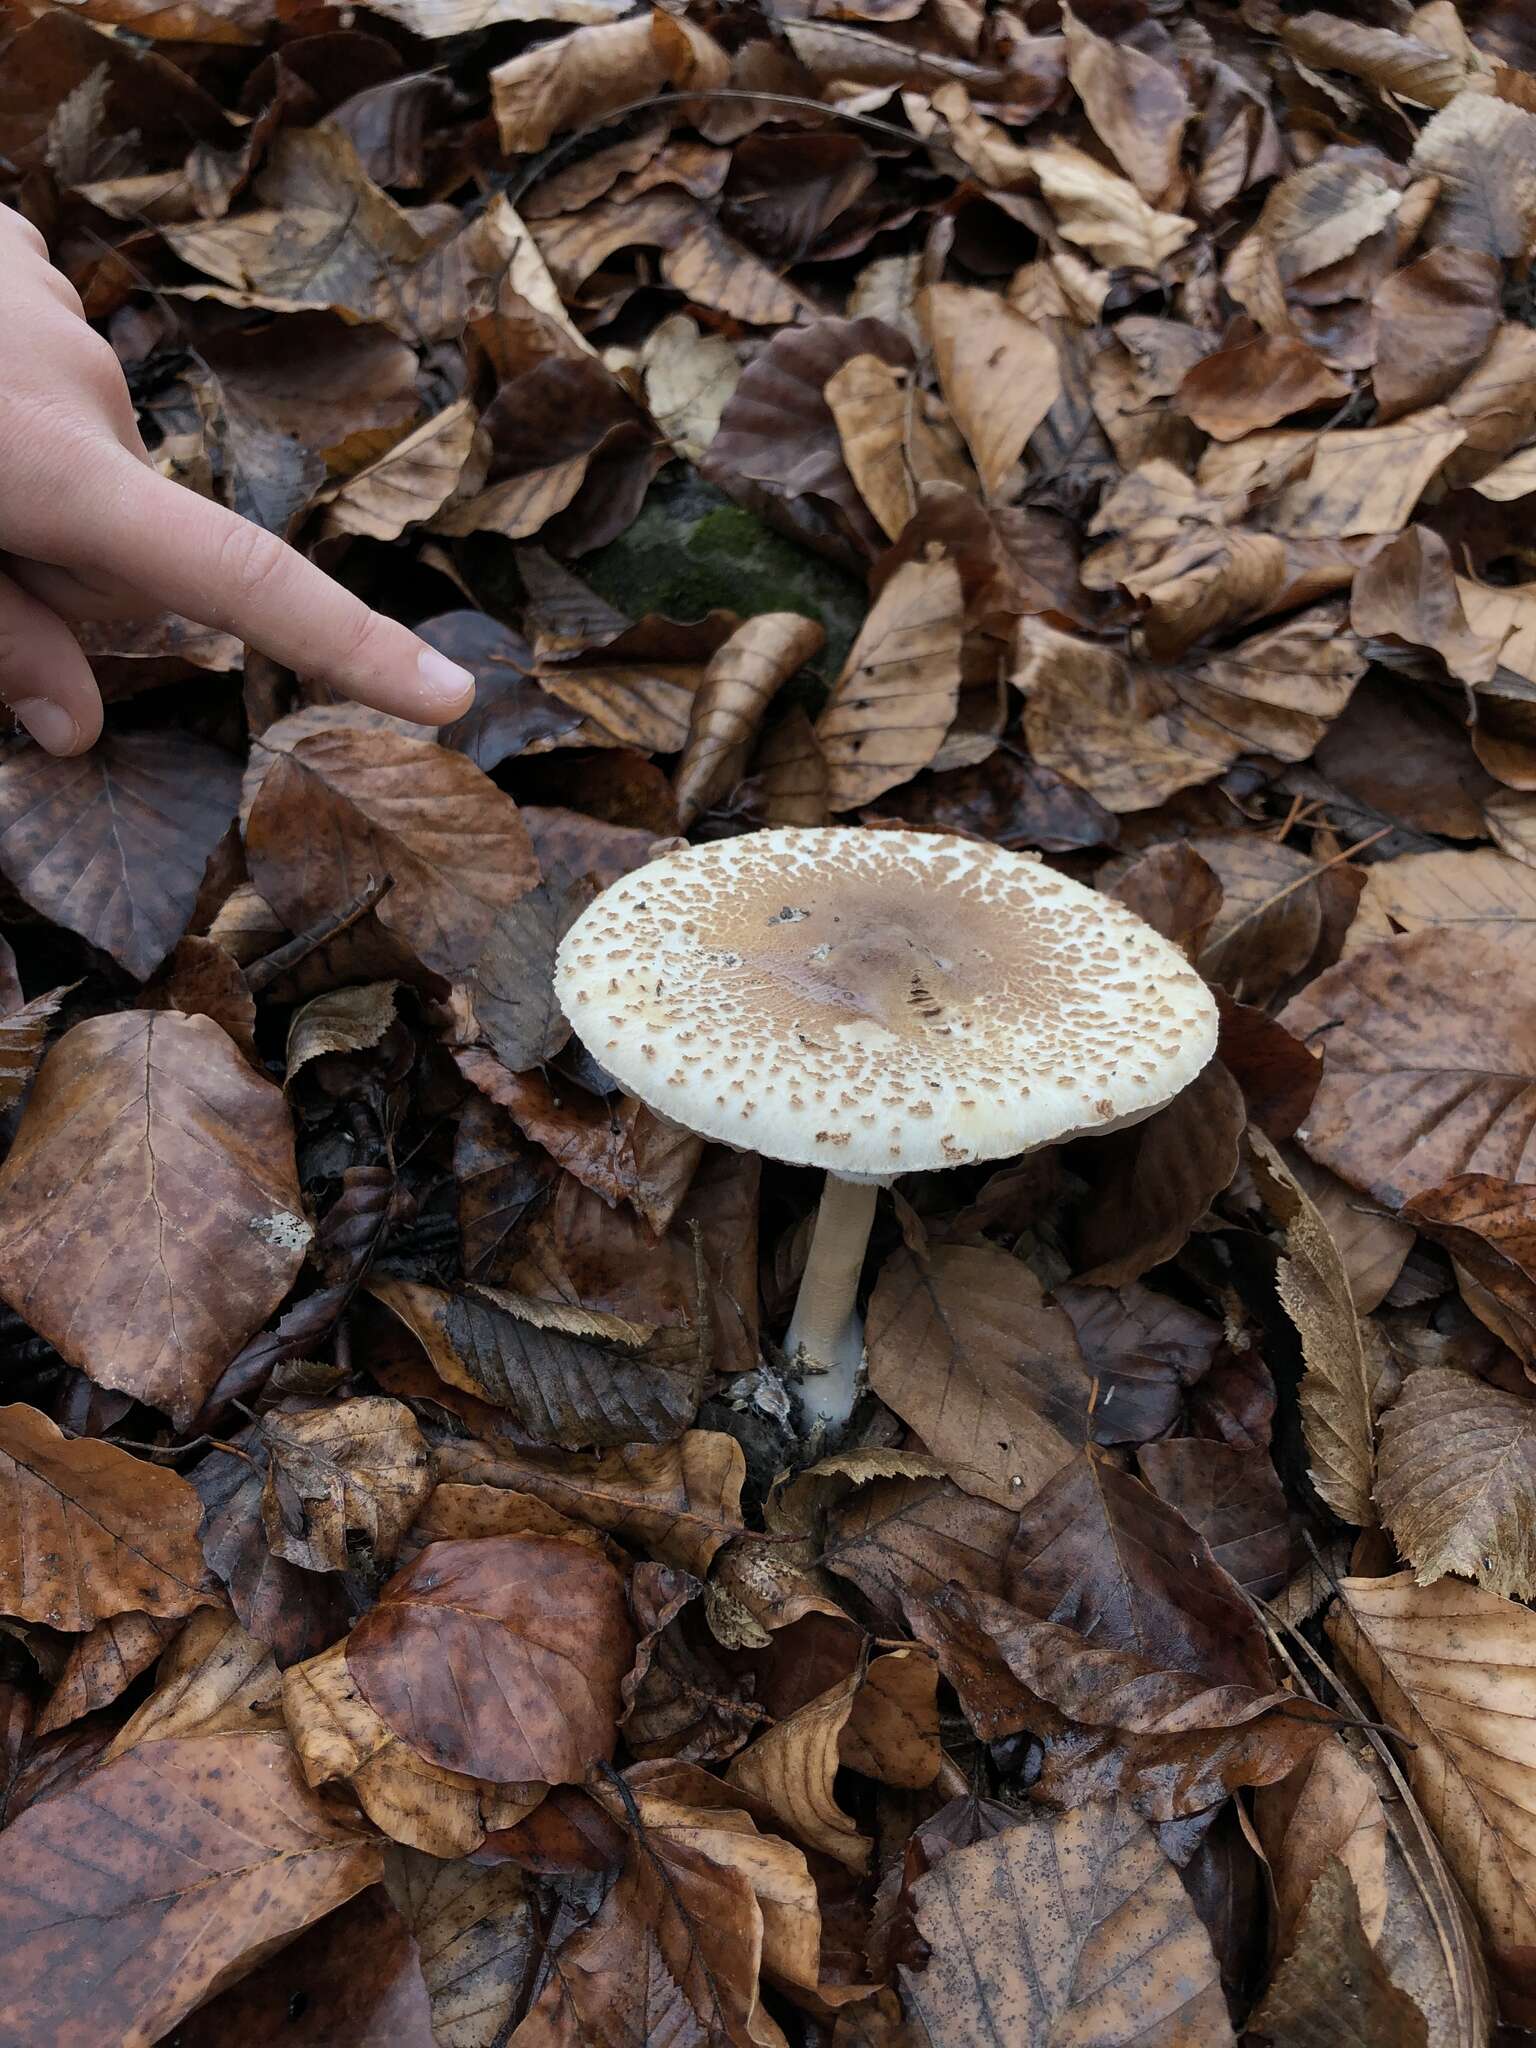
[{"left": 583, "top": 472, "right": 866, "bottom": 698}]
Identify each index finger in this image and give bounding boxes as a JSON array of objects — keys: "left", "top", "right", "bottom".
[{"left": 76, "top": 448, "right": 476, "bottom": 724}]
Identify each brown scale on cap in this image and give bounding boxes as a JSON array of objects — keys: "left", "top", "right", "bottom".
[{"left": 554, "top": 826, "right": 1218, "bottom": 1180}]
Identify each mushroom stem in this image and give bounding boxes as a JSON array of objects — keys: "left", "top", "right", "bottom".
[{"left": 786, "top": 1173, "right": 881, "bottom": 1435}]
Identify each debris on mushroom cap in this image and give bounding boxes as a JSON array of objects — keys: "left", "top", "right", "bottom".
[{"left": 553, "top": 826, "right": 1219, "bottom": 1179}]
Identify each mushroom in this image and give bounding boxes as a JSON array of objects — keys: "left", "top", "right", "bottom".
[{"left": 553, "top": 826, "right": 1218, "bottom": 1437}]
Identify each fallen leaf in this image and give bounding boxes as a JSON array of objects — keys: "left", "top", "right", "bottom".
[
  {"left": 37, "top": 1611, "right": 181, "bottom": 1735},
  {"left": 816, "top": 557, "right": 963, "bottom": 810},
  {"left": 1350, "top": 527, "right": 1502, "bottom": 686},
  {"left": 640, "top": 311, "right": 740, "bottom": 463},
  {"left": 1247, "top": 1858, "right": 1429, "bottom": 2048},
  {"left": 346, "top": 1534, "right": 634, "bottom": 1781},
  {"left": 865, "top": 1244, "right": 1087, "bottom": 1510},
  {"left": 903, "top": 1801, "right": 1234, "bottom": 2046},
  {"left": 0, "top": 733, "right": 241, "bottom": 980},
  {"left": 284, "top": 1639, "right": 540, "bottom": 1856},
  {"left": 465, "top": 880, "right": 585, "bottom": 1075},
  {"left": 0, "top": 1013, "right": 310, "bottom": 1427},
  {"left": 1330, "top": 1572, "right": 1536, "bottom": 2020},
  {"left": 260, "top": 1396, "right": 431, "bottom": 1574},
  {"left": 319, "top": 397, "right": 477, "bottom": 540},
  {"left": 0, "top": 1403, "right": 209, "bottom": 1630},
  {"left": 104, "top": 1606, "right": 282, "bottom": 1760},
  {"left": 1027, "top": 140, "right": 1195, "bottom": 270},
  {"left": 674, "top": 613, "right": 826, "bottom": 829},
  {"left": 286, "top": 979, "right": 401, "bottom": 1083},
  {"left": 1374, "top": 1368, "right": 1536, "bottom": 1599},
  {"left": 1372, "top": 250, "right": 1503, "bottom": 421},
  {"left": 1410, "top": 89, "right": 1536, "bottom": 259},
  {"left": 1061, "top": 4, "right": 1190, "bottom": 201},
  {"left": 384, "top": 1850, "right": 539, "bottom": 2048},
  {"left": 0, "top": 984, "right": 72, "bottom": 1112},
  {"left": 1349, "top": 849, "right": 1536, "bottom": 960},
  {"left": 1054, "top": 1280, "right": 1221, "bottom": 1448},
  {"left": 1136, "top": 1439, "right": 1291, "bottom": 1599},
  {"left": 922, "top": 283, "right": 1060, "bottom": 501},
  {"left": 483, "top": 1065, "right": 702, "bottom": 1234},
  {"left": 1074, "top": 1056, "right": 1245, "bottom": 1285},
  {"left": 431, "top": 1431, "right": 744, "bottom": 1576},
  {"left": 0, "top": 1732, "right": 380, "bottom": 2048},
  {"left": 1176, "top": 333, "right": 1349, "bottom": 441},
  {"left": 1015, "top": 604, "right": 1364, "bottom": 812},
  {"left": 727, "top": 1669, "right": 868, "bottom": 1870},
  {"left": 1248, "top": 1130, "right": 1381, "bottom": 1528},
  {"left": 1199, "top": 412, "right": 1467, "bottom": 540},
  {"left": 491, "top": 12, "right": 727, "bottom": 154},
  {"left": 1283, "top": 929, "right": 1536, "bottom": 1205}
]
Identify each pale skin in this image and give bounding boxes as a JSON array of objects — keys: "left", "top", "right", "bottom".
[{"left": 0, "top": 202, "right": 476, "bottom": 755}]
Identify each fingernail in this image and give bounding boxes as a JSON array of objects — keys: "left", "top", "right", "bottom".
[
  {"left": 416, "top": 648, "right": 476, "bottom": 714},
  {"left": 10, "top": 698, "right": 81, "bottom": 755}
]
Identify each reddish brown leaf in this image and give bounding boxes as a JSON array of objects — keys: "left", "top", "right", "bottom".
[
  {"left": 346, "top": 1534, "right": 634, "bottom": 1781},
  {"left": 0, "top": 1732, "right": 380, "bottom": 2048},
  {"left": 0, "top": 1013, "right": 310, "bottom": 1427}
]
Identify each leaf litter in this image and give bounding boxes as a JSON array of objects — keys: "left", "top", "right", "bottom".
[{"left": 4, "top": 0, "right": 1536, "bottom": 2039}]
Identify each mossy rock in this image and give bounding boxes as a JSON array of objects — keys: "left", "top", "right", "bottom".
[{"left": 584, "top": 470, "right": 866, "bottom": 703}]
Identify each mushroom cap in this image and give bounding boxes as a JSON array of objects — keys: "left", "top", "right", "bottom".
[{"left": 554, "top": 826, "right": 1218, "bottom": 1179}]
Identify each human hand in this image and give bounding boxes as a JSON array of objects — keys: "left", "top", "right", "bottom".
[{"left": 0, "top": 203, "right": 476, "bottom": 755}]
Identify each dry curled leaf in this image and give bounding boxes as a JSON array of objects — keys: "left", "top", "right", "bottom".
[
  {"left": 674, "top": 613, "right": 826, "bottom": 830},
  {"left": 922, "top": 283, "right": 1061, "bottom": 502},
  {"left": 1375, "top": 1369, "right": 1536, "bottom": 1600},
  {"left": 260, "top": 1396, "right": 431, "bottom": 1574}
]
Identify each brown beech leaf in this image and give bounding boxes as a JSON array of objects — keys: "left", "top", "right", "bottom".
[
  {"left": 822, "top": 1475, "right": 1018, "bottom": 1632},
  {"left": 1348, "top": 849, "right": 1536, "bottom": 963},
  {"left": 0, "top": 732, "right": 241, "bottom": 980},
  {"left": 842, "top": 1646, "right": 941, "bottom": 1791},
  {"left": 104, "top": 1607, "right": 282, "bottom": 1762},
  {"left": 904, "top": 1801, "right": 1234, "bottom": 2047},
  {"left": 172, "top": 1885, "right": 437, "bottom": 2048},
  {"left": 1216, "top": 995, "right": 1322, "bottom": 1143},
  {"left": 38, "top": 1612, "right": 181, "bottom": 1735},
  {"left": 816, "top": 557, "right": 963, "bottom": 810},
  {"left": 674, "top": 613, "right": 826, "bottom": 829},
  {"left": 1105, "top": 841, "right": 1222, "bottom": 957},
  {"left": 515, "top": 1763, "right": 815, "bottom": 2044},
  {"left": 1186, "top": 832, "right": 1350, "bottom": 1007},
  {"left": 1248, "top": 1131, "right": 1380, "bottom": 1528},
  {"left": 703, "top": 315, "right": 914, "bottom": 556},
  {"left": 726, "top": 1669, "right": 867, "bottom": 1871},
  {"left": 1027, "top": 141, "right": 1195, "bottom": 270},
  {"left": 368, "top": 1276, "right": 705, "bottom": 1448},
  {"left": 825, "top": 355, "right": 961, "bottom": 544},
  {"left": 319, "top": 397, "right": 477, "bottom": 541},
  {"left": 865, "top": 1244, "right": 1087, "bottom": 1509},
  {"left": 141, "top": 934, "right": 257, "bottom": 1061},
  {"left": 1075, "top": 1057, "right": 1244, "bottom": 1285},
  {"left": 0, "top": 1013, "right": 310, "bottom": 1428},
  {"left": 485, "top": 1066, "right": 702, "bottom": 1234},
  {"left": 1256, "top": 1735, "right": 1389, "bottom": 1954},
  {"left": 421, "top": 613, "right": 582, "bottom": 772},
  {"left": 1003, "top": 1448, "right": 1277, "bottom": 1692},
  {"left": 284, "top": 1639, "right": 540, "bottom": 1857},
  {"left": 0, "top": 1732, "right": 380, "bottom": 2048},
  {"left": 1404, "top": 1172, "right": 1536, "bottom": 1358},
  {"left": 1409, "top": 90, "right": 1536, "bottom": 260},
  {"left": 464, "top": 880, "right": 585, "bottom": 1075},
  {"left": 1136, "top": 1439, "right": 1290, "bottom": 1599},
  {"left": 431, "top": 1431, "right": 744, "bottom": 1576},
  {"left": 0, "top": 1403, "right": 209, "bottom": 1630},
  {"left": 922, "top": 284, "right": 1060, "bottom": 501},
  {"left": 383, "top": 1852, "right": 536, "bottom": 2048},
  {"left": 1349, "top": 527, "right": 1502, "bottom": 686},
  {"left": 1198, "top": 412, "right": 1466, "bottom": 540},
  {"left": 1015, "top": 603, "right": 1363, "bottom": 813},
  {"left": 491, "top": 13, "right": 726, "bottom": 154},
  {"left": 346, "top": 1534, "right": 634, "bottom": 1782},
  {"left": 0, "top": 983, "right": 72, "bottom": 1111},
  {"left": 1061, "top": 4, "right": 1190, "bottom": 201},
  {"left": 1315, "top": 673, "right": 1496, "bottom": 841},
  {"left": 260, "top": 1396, "right": 431, "bottom": 1574},
  {"left": 1247, "top": 1857, "right": 1429, "bottom": 2048},
  {"left": 1374, "top": 1369, "right": 1536, "bottom": 1599},
  {"left": 1176, "top": 334, "right": 1349, "bottom": 441},
  {"left": 1282, "top": 929, "right": 1536, "bottom": 1205},
  {"left": 641, "top": 311, "right": 740, "bottom": 464},
  {"left": 1372, "top": 250, "right": 1503, "bottom": 421},
  {"left": 245, "top": 727, "right": 539, "bottom": 979},
  {"left": 1283, "top": 1151, "right": 1413, "bottom": 1315},
  {"left": 1330, "top": 1572, "right": 1536, "bottom": 2020},
  {"left": 1054, "top": 1280, "right": 1221, "bottom": 1448},
  {"left": 193, "top": 1417, "right": 353, "bottom": 1667}
]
